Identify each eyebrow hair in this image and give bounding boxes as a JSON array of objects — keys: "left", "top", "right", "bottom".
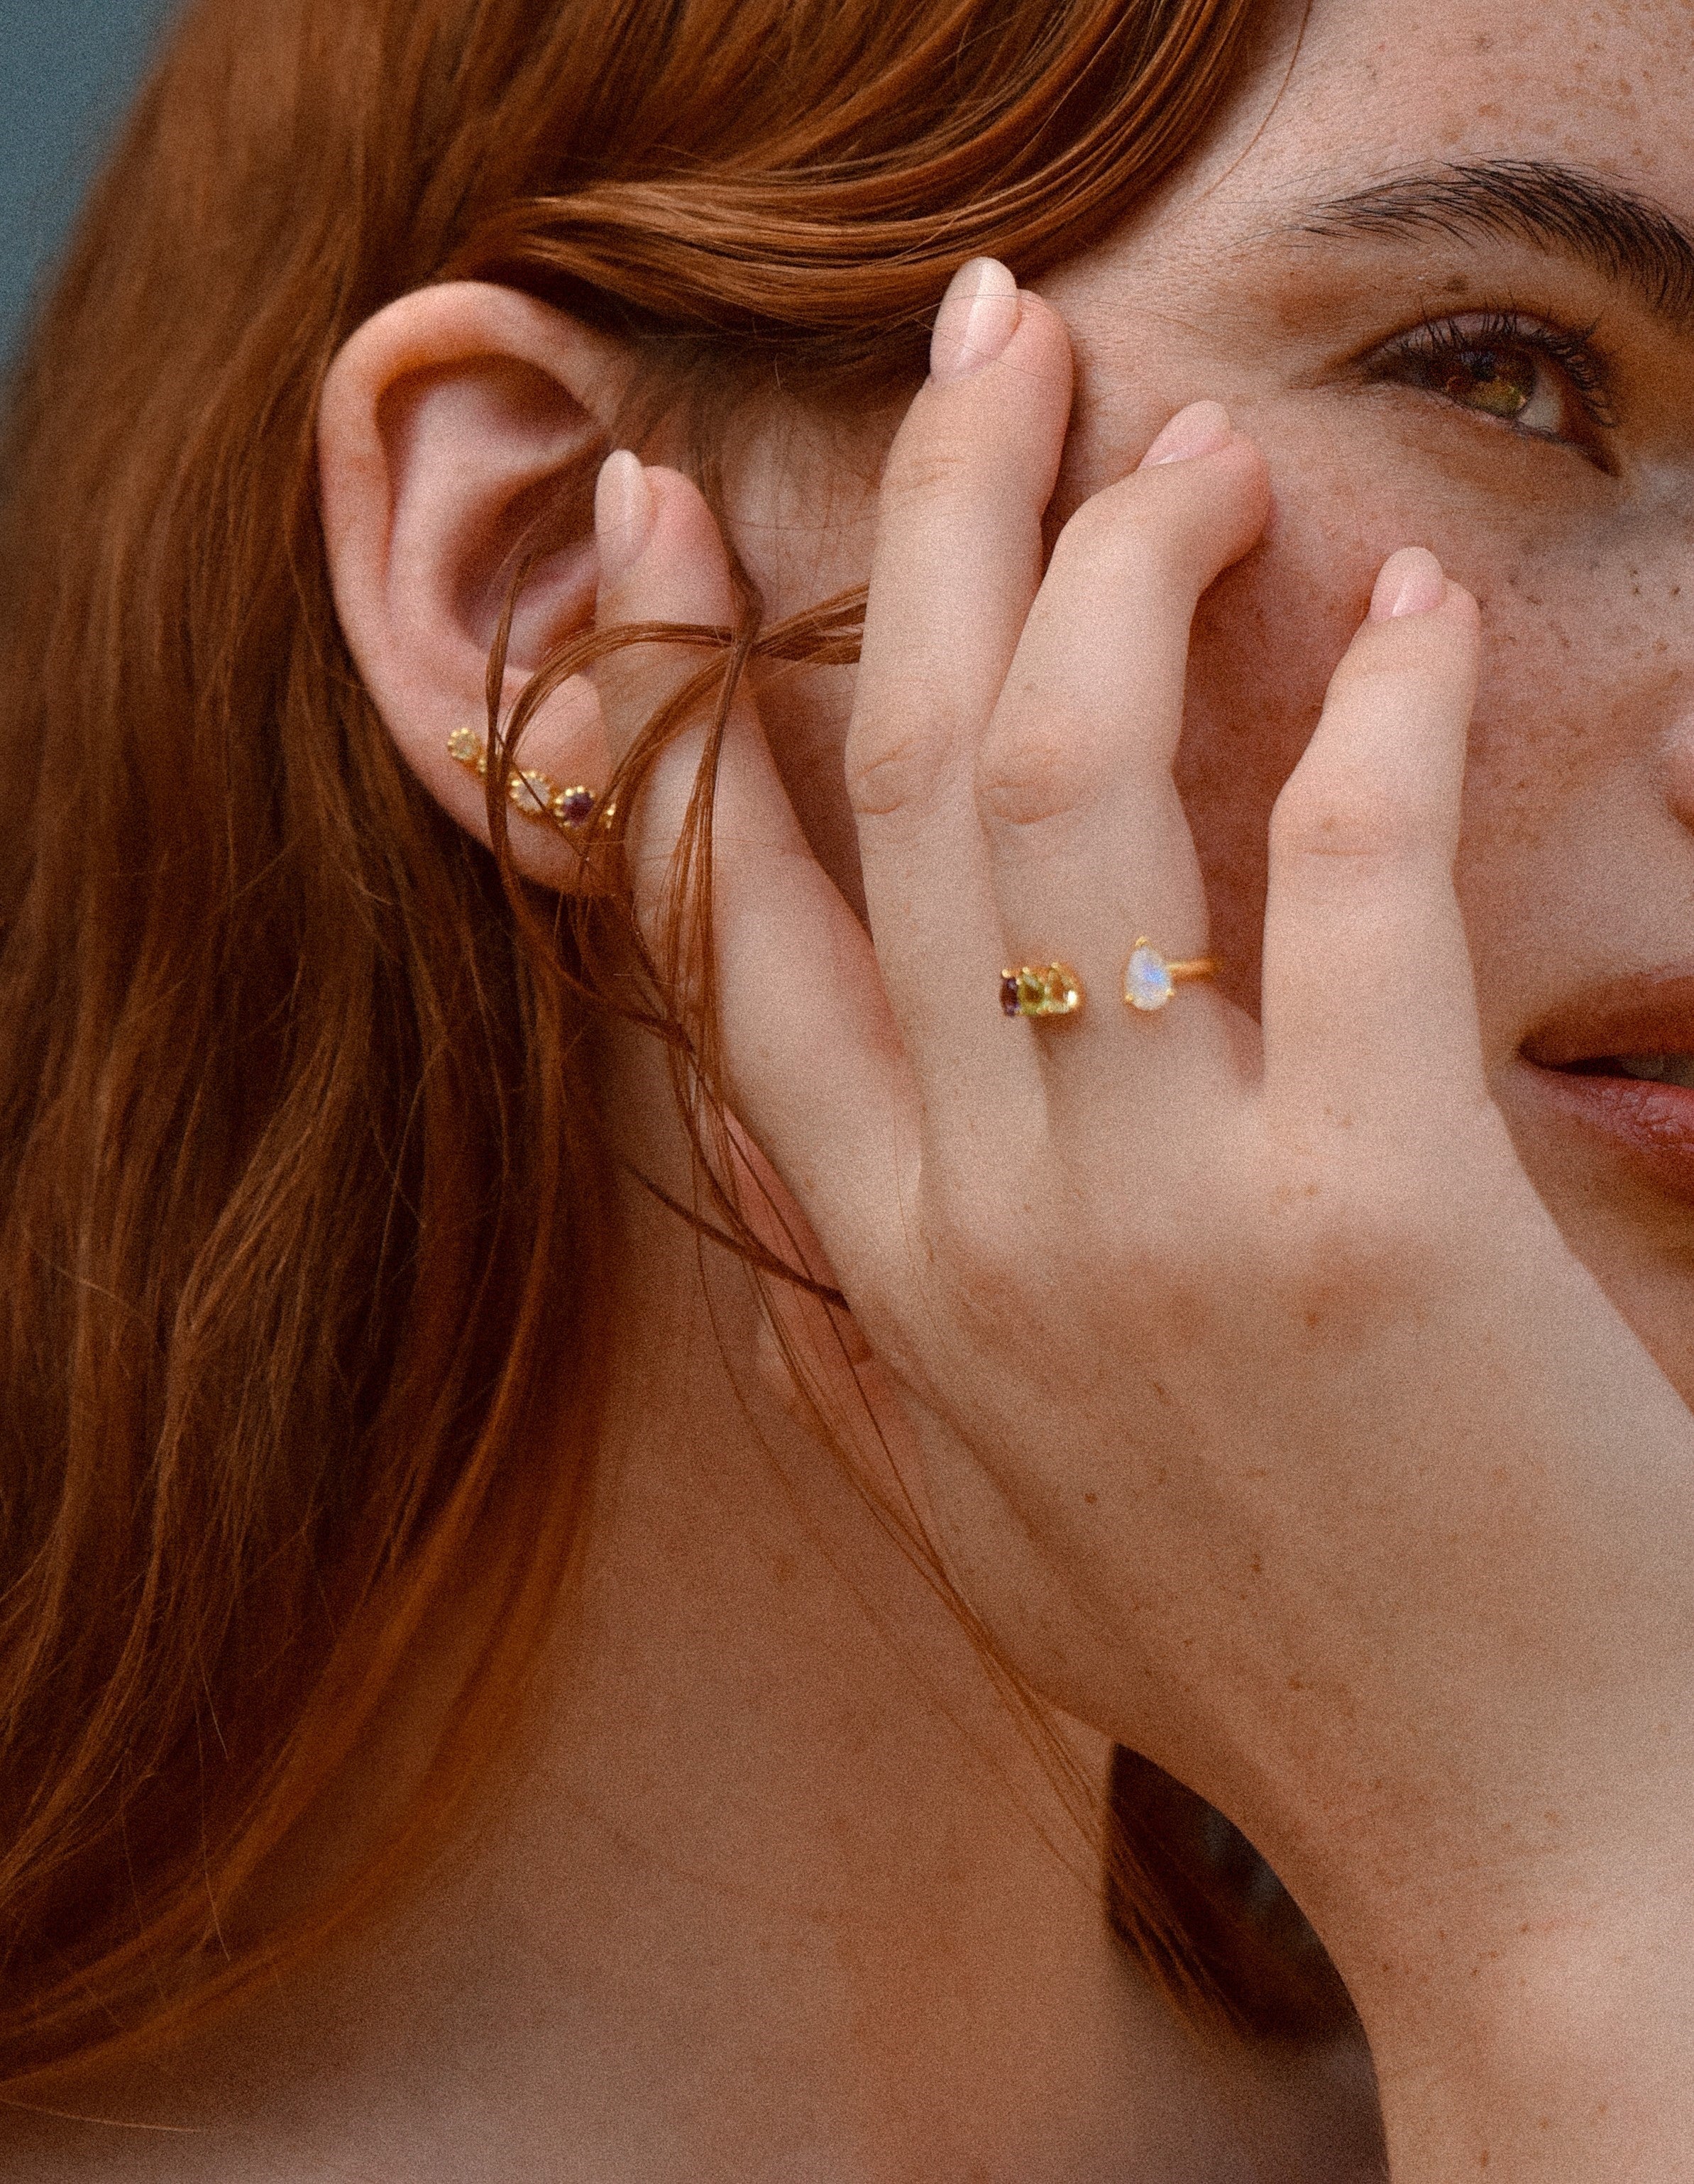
[{"left": 1297, "top": 159, "right": 1694, "bottom": 329}]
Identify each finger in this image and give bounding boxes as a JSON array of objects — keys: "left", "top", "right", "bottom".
[
  {"left": 593, "top": 452, "right": 911, "bottom": 1238},
  {"left": 1260, "top": 546, "right": 1486, "bottom": 1144},
  {"left": 845, "top": 260, "right": 1074, "bottom": 1150},
  {"left": 974, "top": 406, "right": 1269, "bottom": 1116}
]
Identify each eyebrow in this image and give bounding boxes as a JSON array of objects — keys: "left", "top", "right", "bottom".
[{"left": 1295, "top": 159, "right": 1694, "bottom": 329}]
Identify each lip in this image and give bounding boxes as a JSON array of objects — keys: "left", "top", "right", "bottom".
[
  {"left": 1519, "top": 969, "right": 1694, "bottom": 1209},
  {"left": 1522, "top": 1061, "right": 1694, "bottom": 1209}
]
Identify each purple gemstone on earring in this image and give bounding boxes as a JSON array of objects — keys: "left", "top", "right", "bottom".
[
  {"left": 1000, "top": 974, "right": 1022, "bottom": 1017},
  {"left": 558, "top": 785, "right": 596, "bottom": 826}
]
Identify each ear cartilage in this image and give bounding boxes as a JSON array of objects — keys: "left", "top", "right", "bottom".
[{"left": 446, "top": 727, "right": 605, "bottom": 834}]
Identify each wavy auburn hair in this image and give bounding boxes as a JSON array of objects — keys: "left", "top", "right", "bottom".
[{"left": 0, "top": 0, "right": 1350, "bottom": 2089}]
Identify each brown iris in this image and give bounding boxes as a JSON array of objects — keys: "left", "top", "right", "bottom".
[{"left": 1426, "top": 343, "right": 1537, "bottom": 421}]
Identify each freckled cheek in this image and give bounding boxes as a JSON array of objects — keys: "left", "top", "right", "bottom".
[
  {"left": 1175, "top": 544, "right": 1367, "bottom": 1015},
  {"left": 1175, "top": 497, "right": 1652, "bottom": 1015},
  {"left": 1455, "top": 563, "right": 1661, "bottom": 892}
]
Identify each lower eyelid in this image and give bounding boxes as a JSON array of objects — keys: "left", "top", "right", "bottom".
[{"left": 1357, "top": 366, "right": 1617, "bottom": 475}]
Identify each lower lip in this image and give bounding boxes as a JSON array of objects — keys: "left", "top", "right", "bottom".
[{"left": 1524, "top": 1061, "right": 1694, "bottom": 1208}]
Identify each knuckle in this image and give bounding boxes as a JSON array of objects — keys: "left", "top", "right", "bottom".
[
  {"left": 1050, "top": 494, "right": 1179, "bottom": 601},
  {"left": 1270, "top": 773, "right": 1408, "bottom": 875},
  {"left": 881, "top": 440, "right": 979, "bottom": 512},
  {"left": 974, "top": 710, "right": 1093, "bottom": 828},
  {"left": 1265, "top": 1179, "right": 1436, "bottom": 1339},
  {"left": 1049, "top": 489, "right": 1126, "bottom": 566},
  {"left": 845, "top": 710, "right": 952, "bottom": 820},
  {"left": 1051, "top": 446, "right": 1263, "bottom": 590}
]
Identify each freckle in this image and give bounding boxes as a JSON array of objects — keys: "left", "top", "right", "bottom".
[
  {"left": 1084, "top": 1490, "right": 1098, "bottom": 1505},
  {"left": 1287, "top": 1677, "right": 1304, "bottom": 1690},
  {"left": 1304, "top": 1309, "right": 1321, "bottom": 1329}
]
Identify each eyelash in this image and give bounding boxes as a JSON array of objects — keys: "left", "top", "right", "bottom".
[{"left": 1369, "top": 308, "right": 1617, "bottom": 446}]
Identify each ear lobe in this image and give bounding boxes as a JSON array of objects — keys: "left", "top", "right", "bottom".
[{"left": 318, "top": 280, "right": 631, "bottom": 888}]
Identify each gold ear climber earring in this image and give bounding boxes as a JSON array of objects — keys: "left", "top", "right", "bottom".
[{"left": 446, "top": 727, "right": 609, "bottom": 834}]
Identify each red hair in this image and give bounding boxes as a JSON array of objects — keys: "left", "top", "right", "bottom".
[{"left": 0, "top": 0, "right": 1346, "bottom": 2087}]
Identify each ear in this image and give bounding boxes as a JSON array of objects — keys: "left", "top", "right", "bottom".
[{"left": 318, "top": 281, "right": 631, "bottom": 888}]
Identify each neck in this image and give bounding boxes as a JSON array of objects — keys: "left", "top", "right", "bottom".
[
  {"left": 8, "top": 1049, "right": 1368, "bottom": 2181},
  {"left": 427, "top": 1158, "right": 1232, "bottom": 2182}
]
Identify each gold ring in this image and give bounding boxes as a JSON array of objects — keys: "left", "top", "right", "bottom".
[
  {"left": 1000, "top": 963, "right": 1083, "bottom": 1019},
  {"left": 1123, "top": 937, "right": 1218, "bottom": 1013}
]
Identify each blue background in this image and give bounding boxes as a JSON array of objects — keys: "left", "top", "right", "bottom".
[{"left": 1, "top": 0, "right": 177, "bottom": 363}]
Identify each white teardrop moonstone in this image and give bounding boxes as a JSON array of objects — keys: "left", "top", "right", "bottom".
[{"left": 1124, "top": 944, "right": 1175, "bottom": 1011}]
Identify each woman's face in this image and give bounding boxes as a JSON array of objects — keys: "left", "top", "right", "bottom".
[{"left": 754, "top": 0, "right": 1694, "bottom": 1399}]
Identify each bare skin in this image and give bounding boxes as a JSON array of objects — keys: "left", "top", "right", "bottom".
[{"left": 12, "top": 0, "right": 1694, "bottom": 2177}]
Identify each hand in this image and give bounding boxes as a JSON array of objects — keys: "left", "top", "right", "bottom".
[{"left": 588, "top": 261, "right": 1694, "bottom": 2175}]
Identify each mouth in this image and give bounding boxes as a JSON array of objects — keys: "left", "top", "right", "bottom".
[
  {"left": 1555, "top": 1052, "right": 1694, "bottom": 1089},
  {"left": 1520, "top": 978, "right": 1694, "bottom": 1208}
]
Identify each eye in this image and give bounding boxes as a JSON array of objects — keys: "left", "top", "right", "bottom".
[{"left": 1365, "top": 310, "right": 1615, "bottom": 460}]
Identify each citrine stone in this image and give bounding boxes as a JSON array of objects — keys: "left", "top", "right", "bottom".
[
  {"left": 1003, "top": 964, "right": 1082, "bottom": 1017},
  {"left": 1124, "top": 943, "right": 1175, "bottom": 1011},
  {"left": 1041, "top": 966, "right": 1082, "bottom": 1015}
]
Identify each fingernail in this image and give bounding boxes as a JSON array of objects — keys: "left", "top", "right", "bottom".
[
  {"left": 595, "top": 448, "right": 654, "bottom": 587},
  {"left": 1140, "top": 400, "right": 1233, "bottom": 466},
  {"left": 929, "top": 258, "right": 1021, "bottom": 385},
  {"left": 1370, "top": 545, "right": 1446, "bottom": 619}
]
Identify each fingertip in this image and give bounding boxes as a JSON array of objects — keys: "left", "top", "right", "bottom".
[
  {"left": 1140, "top": 400, "right": 1233, "bottom": 468},
  {"left": 1441, "top": 575, "right": 1483, "bottom": 631},
  {"left": 594, "top": 449, "right": 652, "bottom": 588},
  {"left": 594, "top": 458, "right": 736, "bottom": 627},
  {"left": 1368, "top": 545, "right": 1445, "bottom": 621},
  {"left": 930, "top": 258, "right": 1021, "bottom": 383}
]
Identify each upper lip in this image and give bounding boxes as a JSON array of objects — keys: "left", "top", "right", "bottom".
[{"left": 1521, "top": 969, "right": 1694, "bottom": 1071}]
